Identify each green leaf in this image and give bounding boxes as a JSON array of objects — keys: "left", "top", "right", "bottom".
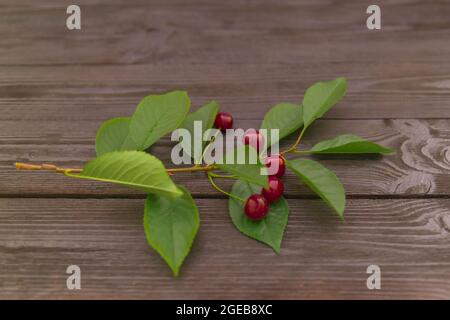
[
  {"left": 129, "top": 91, "right": 190, "bottom": 150},
  {"left": 228, "top": 180, "right": 289, "bottom": 252},
  {"left": 144, "top": 185, "right": 199, "bottom": 276},
  {"left": 95, "top": 117, "right": 139, "bottom": 156},
  {"left": 302, "top": 77, "right": 347, "bottom": 127},
  {"left": 261, "top": 103, "right": 303, "bottom": 146},
  {"left": 216, "top": 145, "right": 269, "bottom": 188},
  {"left": 287, "top": 158, "right": 345, "bottom": 219},
  {"left": 66, "top": 151, "right": 182, "bottom": 198},
  {"left": 310, "top": 134, "right": 394, "bottom": 154},
  {"left": 179, "top": 101, "right": 219, "bottom": 163}
]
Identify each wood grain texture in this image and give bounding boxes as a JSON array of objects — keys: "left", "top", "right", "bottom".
[
  {"left": 2, "top": 0, "right": 450, "bottom": 65},
  {"left": 1, "top": 62, "right": 450, "bottom": 120},
  {"left": 0, "top": 0, "right": 450, "bottom": 119},
  {"left": 1, "top": 198, "right": 450, "bottom": 299},
  {"left": 1, "top": 0, "right": 450, "bottom": 299},
  {"left": 3, "top": 119, "right": 450, "bottom": 197}
]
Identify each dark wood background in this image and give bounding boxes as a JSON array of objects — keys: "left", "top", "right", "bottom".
[{"left": 1, "top": 0, "right": 450, "bottom": 299}]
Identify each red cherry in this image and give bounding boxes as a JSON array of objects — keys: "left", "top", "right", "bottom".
[
  {"left": 265, "top": 155, "right": 286, "bottom": 178},
  {"left": 261, "top": 176, "right": 284, "bottom": 203},
  {"left": 243, "top": 129, "right": 265, "bottom": 152},
  {"left": 214, "top": 112, "right": 233, "bottom": 131},
  {"left": 244, "top": 194, "right": 269, "bottom": 220}
]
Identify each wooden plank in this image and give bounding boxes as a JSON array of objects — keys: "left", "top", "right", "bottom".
[
  {"left": 1, "top": 62, "right": 450, "bottom": 120},
  {"left": 1, "top": 1, "right": 450, "bottom": 66},
  {"left": 0, "top": 1, "right": 449, "bottom": 119},
  {"left": 2, "top": 119, "right": 450, "bottom": 197},
  {"left": 0, "top": 198, "right": 449, "bottom": 299}
]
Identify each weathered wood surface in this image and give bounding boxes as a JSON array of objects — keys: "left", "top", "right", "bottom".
[
  {"left": 1, "top": 198, "right": 450, "bottom": 299},
  {"left": 1, "top": 0, "right": 450, "bottom": 299},
  {"left": 2, "top": 63, "right": 450, "bottom": 120},
  {"left": 2, "top": 119, "right": 450, "bottom": 197},
  {"left": 2, "top": 0, "right": 450, "bottom": 119}
]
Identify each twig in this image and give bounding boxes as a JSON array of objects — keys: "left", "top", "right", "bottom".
[
  {"left": 14, "top": 162, "right": 216, "bottom": 175},
  {"left": 15, "top": 162, "right": 82, "bottom": 173},
  {"left": 281, "top": 126, "right": 307, "bottom": 155},
  {"left": 207, "top": 172, "right": 245, "bottom": 202}
]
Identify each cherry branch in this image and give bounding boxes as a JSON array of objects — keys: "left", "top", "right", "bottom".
[
  {"left": 14, "top": 162, "right": 216, "bottom": 175},
  {"left": 15, "top": 162, "right": 82, "bottom": 173}
]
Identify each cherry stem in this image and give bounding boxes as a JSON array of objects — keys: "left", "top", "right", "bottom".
[
  {"left": 207, "top": 172, "right": 245, "bottom": 202},
  {"left": 281, "top": 126, "right": 307, "bottom": 155},
  {"left": 207, "top": 172, "right": 239, "bottom": 179}
]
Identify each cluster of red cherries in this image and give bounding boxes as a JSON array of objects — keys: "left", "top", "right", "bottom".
[{"left": 214, "top": 112, "right": 286, "bottom": 221}]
